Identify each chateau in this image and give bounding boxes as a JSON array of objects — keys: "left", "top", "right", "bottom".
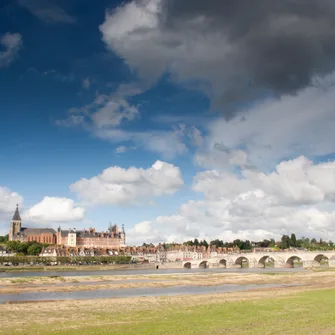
[{"left": 9, "top": 205, "right": 126, "bottom": 249}]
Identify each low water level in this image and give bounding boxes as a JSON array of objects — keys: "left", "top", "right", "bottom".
[
  {"left": 0, "top": 283, "right": 297, "bottom": 303},
  {"left": 0, "top": 266, "right": 305, "bottom": 278}
]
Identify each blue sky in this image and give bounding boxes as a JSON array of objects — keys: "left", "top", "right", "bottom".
[{"left": 1, "top": 0, "right": 335, "bottom": 244}]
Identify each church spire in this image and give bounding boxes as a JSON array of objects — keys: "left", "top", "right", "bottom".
[{"left": 12, "top": 204, "right": 21, "bottom": 221}]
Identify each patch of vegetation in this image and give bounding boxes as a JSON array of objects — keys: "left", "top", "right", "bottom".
[
  {"left": 0, "top": 255, "right": 132, "bottom": 266},
  {"left": 1, "top": 289, "right": 335, "bottom": 335},
  {"left": 6, "top": 241, "right": 48, "bottom": 255}
]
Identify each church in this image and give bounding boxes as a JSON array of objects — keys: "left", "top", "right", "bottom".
[{"left": 8, "top": 205, "right": 126, "bottom": 249}]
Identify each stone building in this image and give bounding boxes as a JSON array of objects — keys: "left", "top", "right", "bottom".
[
  {"left": 57, "top": 225, "right": 126, "bottom": 248},
  {"left": 8, "top": 205, "right": 126, "bottom": 249}
]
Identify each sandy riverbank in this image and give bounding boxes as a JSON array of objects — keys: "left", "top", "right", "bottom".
[{"left": 0, "top": 268, "right": 334, "bottom": 294}]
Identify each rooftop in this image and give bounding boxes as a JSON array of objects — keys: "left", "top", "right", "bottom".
[
  {"left": 12, "top": 204, "right": 21, "bottom": 221},
  {"left": 21, "top": 228, "right": 57, "bottom": 235}
]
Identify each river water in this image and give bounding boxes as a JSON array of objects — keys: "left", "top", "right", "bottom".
[
  {"left": 0, "top": 266, "right": 305, "bottom": 279},
  {"left": 0, "top": 283, "right": 299, "bottom": 303}
]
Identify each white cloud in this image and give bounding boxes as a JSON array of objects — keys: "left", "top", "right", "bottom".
[
  {"left": 0, "top": 32, "right": 22, "bottom": 68},
  {"left": 127, "top": 220, "right": 166, "bottom": 245},
  {"left": 127, "top": 156, "right": 335, "bottom": 244},
  {"left": 195, "top": 156, "right": 335, "bottom": 207},
  {"left": 18, "top": 0, "right": 75, "bottom": 24},
  {"left": 0, "top": 186, "right": 23, "bottom": 220},
  {"left": 70, "top": 160, "right": 184, "bottom": 205},
  {"left": 115, "top": 145, "right": 127, "bottom": 154},
  {"left": 24, "top": 197, "right": 85, "bottom": 223},
  {"left": 57, "top": 93, "right": 190, "bottom": 158},
  {"left": 96, "top": 127, "right": 188, "bottom": 158},
  {"left": 199, "top": 73, "right": 335, "bottom": 170},
  {"left": 195, "top": 147, "right": 248, "bottom": 170},
  {"left": 91, "top": 100, "right": 139, "bottom": 128}
]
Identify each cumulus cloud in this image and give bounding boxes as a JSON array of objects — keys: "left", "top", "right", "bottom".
[
  {"left": 195, "top": 73, "right": 335, "bottom": 170},
  {"left": 24, "top": 197, "right": 85, "bottom": 223},
  {"left": 127, "top": 221, "right": 167, "bottom": 245},
  {"left": 91, "top": 100, "right": 139, "bottom": 128},
  {"left": 195, "top": 147, "right": 248, "bottom": 170},
  {"left": 70, "top": 160, "right": 184, "bottom": 205},
  {"left": 100, "top": 0, "right": 335, "bottom": 116},
  {"left": 18, "top": 0, "right": 75, "bottom": 24},
  {"left": 126, "top": 157, "right": 335, "bottom": 244},
  {"left": 0, "top": 187, "right": 23, "bottom": 220},
  {"left": 0, "top": 32, "right": 22, "bottom": 68}
]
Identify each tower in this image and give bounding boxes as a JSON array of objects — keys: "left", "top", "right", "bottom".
[
  {"left": 121, "top": 224, "right": 126, "bottom": 246},
  {"left": 9, "top": 204, "right": 22, "bottom": 241},
  {"left": 57, "top": 225, "right": 62, "bottom": 245},
  {"left": 67, "top": 228, "right": 77, "bottom": 247}
]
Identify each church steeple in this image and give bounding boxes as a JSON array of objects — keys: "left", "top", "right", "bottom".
[
  {"left": 9, "top": 204, "right": 22, "bottom": 241},
  {"left": 12, "top": 204, "right": 21, "bottom": 221}
]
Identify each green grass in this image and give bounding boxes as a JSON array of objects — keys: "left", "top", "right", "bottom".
[{"left": 1, "top": 289, "right": 335, "bottom": 335}]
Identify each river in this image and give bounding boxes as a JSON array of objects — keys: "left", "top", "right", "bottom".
[
  {"left": 0, "top": 266, "right": 305, "bottom": 278},
  {"left": 0, "top": 283, "right": 301, "bottom": 303}
]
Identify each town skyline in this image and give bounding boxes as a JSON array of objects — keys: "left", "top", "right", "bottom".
[{"left": 2, "top": 0, "right": 335, "bottom": 245}]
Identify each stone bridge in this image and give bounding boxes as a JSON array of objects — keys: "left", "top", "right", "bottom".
[{"left": 182, "top": 251, "right": 335, "bottom": 269}]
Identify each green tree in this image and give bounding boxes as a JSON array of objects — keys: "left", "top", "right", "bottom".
[
  {"left": 280, "top": 235, "right": 291, "bottom": 249},
  {"left": 0, "top": 235, "right": 8, "bottom": 243},
  {"left": 27, "top": 244, "right": 43, "bottom": 256},
  {"left": 16, "top": 242, "right": 29, "bottom": 254},
  {"left": 290, "top": 233, "right": 297, "bottom": 247},
  {"left": 210, "top": 239, "right": 224, "bottom": 248},
  {"left": 6, "top": 241, "right": 20, "bottom": 251}
]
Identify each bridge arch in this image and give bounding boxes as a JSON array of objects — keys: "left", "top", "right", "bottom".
[
  {"left": 183, "top": 262, "right": 191, "bottom": 269},
  {"left": 199, "top": 260, "right": 208, "bottom": 269},
  {"left": 258, "top": 255, "right": 275, "bottom": 268},
  {"left": 285, "top": 255, "right": 302, "bottom": 268},
  {"left": 314, "top": 254, "right": 329, "bottom": 266},
  {"left": 219, "top": 259, "right": 227, "bottom": 268},
  {"left": 235, "top": 256, "right": 249, "bottom": 268}
]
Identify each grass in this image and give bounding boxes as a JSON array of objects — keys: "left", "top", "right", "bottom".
[{"left": 1, "top": 288, "right": 335, "bottom": 335}]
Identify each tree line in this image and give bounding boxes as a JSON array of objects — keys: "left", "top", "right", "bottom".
[
  {"left": 183, "top": 233, "right": 334, "bottom": 251},
  {"left": 5, "top": 241, "right": 48, "bottom": 256},
  {"left": 0, "top": 235, "right": 8, "bottom": 243},
  {"left": 0, "top": 255, "right": 132, "bottom": 266}
]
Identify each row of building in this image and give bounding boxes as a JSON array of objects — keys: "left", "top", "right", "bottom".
[
  {"left": 8, "top": 205, "right": 272, "bottom": 261},
  {"left": 9, "top": 205, "right": 126, "bottom": 249}
]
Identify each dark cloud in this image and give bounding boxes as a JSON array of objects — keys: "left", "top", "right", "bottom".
[
  {"left": 163, "top": 0, "right": 335, "bottom": 103},
  {"left": 101, "top": 0, "right": 335, "bottom": 117}
]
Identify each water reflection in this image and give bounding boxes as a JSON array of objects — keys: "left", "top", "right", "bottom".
[
  {"left": 0, "top": 283, "right": 299, "bottom": 303},
  {"left": 0, "top": 266, "right": 305, "bottom": 279}
]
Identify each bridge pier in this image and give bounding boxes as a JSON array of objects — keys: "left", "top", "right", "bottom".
[
  {"left": 248, "top": 261, "right": 261, "bottom": 268},
  {"left": 302, "top": 260, "right": 315, "bottom": 269},
  {"left": 329, "top": 258, "right": 335, "bottom": 267},
  {"left": 274, "top": 260, "right": 286, "bottom": 268}
]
